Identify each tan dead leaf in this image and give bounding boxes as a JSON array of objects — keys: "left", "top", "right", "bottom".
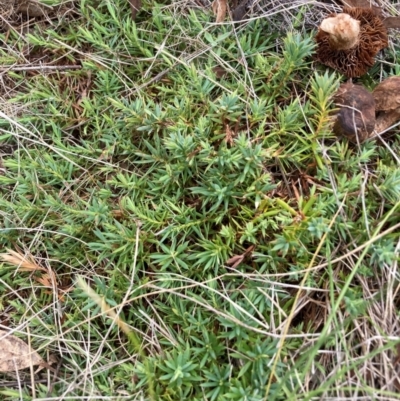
[
  {"left": 129, "top": 0, "right": 141, "bottom": 20},
  {"left": 212, "top": 0, "right": 227, "bottom": 23},
  {"left": 340, "top": 0, "right": 382, "bottom": 16},
  {"left": 341, "top": 0, "right": 375, "bottom": 8},
  {"left": 0, "top": 249, "right": 46, "bottom": 272},
  {"left": 373, "top": 76, "right": 400, "bottom": 133},
  {"left": 0, "top": 330, "right": 43, "bottom": 372},
  {"left": 383, "top": 17, "right": 400, "bottom": 29}
]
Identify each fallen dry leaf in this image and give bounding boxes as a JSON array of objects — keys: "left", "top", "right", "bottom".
[
  {"left": 0, "top": 330, "right": 43, "bottom": 372},
  {"left": 373, "top": 76, "right": 400, "bottom": 133},
  {"left": 17, "top": 1, "right": 48, "bottom": 17},
  {"left": 128, "top": 0, "right": 141, "bottom": 20},
  {"left": 340, "top": 0, "right": 381, "bottom": 13},
  {"left": 232, "top": 2, "right": 247, "bottom": 21},
  {"left": 340, "top": 0, "right": 360, "bottom": 6},
  {"left": 212, "top": 0, "right": 227, "bottom": 23},
  {"left": 383, "top": 17, "right": 400, "bottom": 29},
  {"left": 333, "top": 82, "right": 376, "bottom": 142},
  {"left": 340, "top": 0, "right": 400, "bottom": 30}
]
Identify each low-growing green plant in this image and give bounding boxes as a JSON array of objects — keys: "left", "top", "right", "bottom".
[{"left": 0, "top": 1, "right": 400, "bottom": 400}]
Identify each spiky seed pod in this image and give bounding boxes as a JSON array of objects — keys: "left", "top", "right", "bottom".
[
  {"left": 333, "top": 82, "right": 375, "bottom": 142},
  {"left": 316, "top": 7, "right": 388, "bottom": 77}
]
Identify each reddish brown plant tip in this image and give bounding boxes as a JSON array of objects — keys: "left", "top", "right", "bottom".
[
  {"left": 333, "top": 82, "right": 375, "bottom": 142},
  {"left": 373, "top": 76, "right": 400, "bottom": 133},
  {"left": 316, "top": 7, "right": 388, "bottom": 77}
]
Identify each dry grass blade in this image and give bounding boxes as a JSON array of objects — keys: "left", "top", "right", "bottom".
[
  {"left": 212, "top": 0, "right": 227, "bottom": 23},
  {"left": 0, "top": 330, "right": 43, "bottom": 372},
  {"left": 128, "top": 0, "right": 141, "bottom": 20},
  {"left": 0, "top": 249, "right": 60, "bottom": 296},
  {"left": 36, "top": 273, "right": 53, "bottom": 288},
  {"left": 0, "top": 249, "right": 46, "bottom": 272}
]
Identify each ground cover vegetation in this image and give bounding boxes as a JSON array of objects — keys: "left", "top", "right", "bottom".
[{"left": 0, "top": 0, "right": 400, "bottom": 399}]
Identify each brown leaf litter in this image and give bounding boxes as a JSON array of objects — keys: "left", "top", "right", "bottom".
[
  {"left": 332, "top": 76, "right": 400, "bottom": 142},
  {"left": 0, "top": 330, "right": 43, "bottom": 372},
  {"left": 333, "top": 82, "right": 376, "bottom": 143},
  {"left": 372, "top": 76, "right": 400, "bottom": 134},
  {"left": 0, "top": 0, "right": 51, "bottom": 21}
]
